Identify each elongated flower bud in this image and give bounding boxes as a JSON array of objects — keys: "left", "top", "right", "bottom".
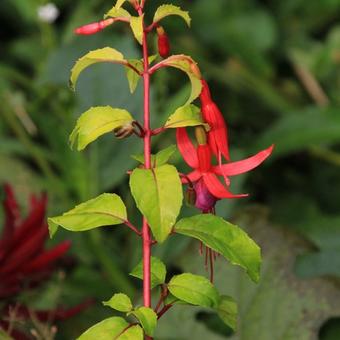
[
  {"left": 157, "top": 26, "right": 170, "bottom": 58},
  {"left": 75, "top": 19, "right": 114, "bottom": 35}
]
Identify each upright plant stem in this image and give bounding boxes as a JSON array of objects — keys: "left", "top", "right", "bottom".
[{"left": 139, "top": 7, "right": 152, "bottom": 309}]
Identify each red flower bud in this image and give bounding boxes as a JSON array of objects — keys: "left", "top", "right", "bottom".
[
  {"left": 75, "top": 19, "right": 114, "bottom": 35},
  {"left": 157, "top": 26, "right": 170, "bottom": 58}
]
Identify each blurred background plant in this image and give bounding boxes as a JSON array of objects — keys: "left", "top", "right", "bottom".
[{"left": 0, "top": 0, "right": 340, "bottom": 339}]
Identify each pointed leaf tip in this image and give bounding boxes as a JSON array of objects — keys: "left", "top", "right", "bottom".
[{"left": 153, "top": 5, "right": 191, "bottom": 27}]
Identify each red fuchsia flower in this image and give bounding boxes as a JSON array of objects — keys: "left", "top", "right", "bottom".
[
  {"left": 157, "top": 26, "right": 170, "bottom": 58},
  {"left": 0, "top": 185, "right": 92, "bottom": 339},
  {"left": 200, "top": 79, "right": 231, "bottom": 162},
  {"left": 75, "top": 18, "right": 114, "bottom": 35},
  {"left": 176, "top": 128, "right": 274, "bottom": 212}
]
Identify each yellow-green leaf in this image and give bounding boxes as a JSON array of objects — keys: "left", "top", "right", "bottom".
[
  {"left": 70, "top": 47, "right": 125, "bottom": 90},
  {"left": 131, "top": 145, "right": 177, "bottom": 167},
  {"left": 168, "top": 273, "right": 220, "bottom": 308},
  {"left": 125, "top": 59, "right": 143, "bottom": 93},
  {"left": 175, "top": 214, "right": 261, "bottom": 282},
  {"left": 129, "top": 164, "right": 183, "bottom": 243},
  {"left": 69, "top": 106, "right": 133, "bottom": 151},
  {"left": 153, "top": 4, "right": 191, "bottom": 27},
  {"left": 129, "top": 307, "right": 157, "bottom": 337},
  {"left": 130, "top": 256, "right": 167, "bottom": 288},
  {"left": 48, "top": 193, "right": 127, "bottom": 237},
  {"left": 77, "top": 317, "right": 128, "bottom": 340},
  {"left": 104, "top": 6, "right": 131, "bottom": 19},
  {"left": 118, "top": 325, "right": 143, "bottom": 340},
  {"left": 115, "top": 0, "right": 128, "bottom": 9},
  {"left": 216, "top": 295, "right": 238, "bottom": 330},
  {"left": 103, "top": 293, "right": 133, "bottom": 312},
  {"left": 160, "top": 55, "right": 202, "bottom": 105},
  {"left": 130, "top": 15, "right": 144, "bottom": 45},
  {"left": 165, "top": 104, "right": 209, "bottom": 129}
]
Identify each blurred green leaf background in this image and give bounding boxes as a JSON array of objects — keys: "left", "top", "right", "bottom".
[{"left": 1, "top": 0, "right": 340, "bottom": 339}]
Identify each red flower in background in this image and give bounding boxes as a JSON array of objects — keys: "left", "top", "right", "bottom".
[
  {"left": 0, "top": 185, "right": 92, "bottom": 339},
  {"left": 176, "top": 128, "right": 273, "bottom": 211},
  {"left": 0, "top": 185, "right": 71, "bottom": 298}
]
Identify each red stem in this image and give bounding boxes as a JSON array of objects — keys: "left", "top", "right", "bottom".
[
  {"left": 157, "top": 304, "right": 173, "bottom": 320},
  {"left": 139, "top": 6, "right": 152, "bottom": 310}
]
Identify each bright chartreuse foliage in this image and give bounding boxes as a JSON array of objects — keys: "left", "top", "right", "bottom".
[
  {"left": 153, "top": 4, "right": 191, "bottom": 27},
  {"left": 125, "top": 56, "right": 157, "bottom": 93},
  {"left": 103, "top": 293, "right": 133, "bottom": 312},
  {"left": 159, "top": 55, "right": 202, "bottom": 105},
  {"left": 104, "top": 6, "right": 131, "bottom": 19},
  {"left": 130, "top": 256, "right": 167, "bottom": 288},
  {"left": 175, "top": 214, "right": 261, "bottom": 283},
  {"left": 130, "top": 16, "right": 144, "bottom": 45},
  {"left": 48, "top": 193, "right": 127, "bottom": 237},
  {"left": 168, "top": 273, "right": 220, "bottom": 308},
  {"left": 70, "top": 47, "right": 126, "bottom": 90},
  {"left": 164, "top": 104, "right": 209, "bottom": 129},
  {"left": 129, "top": 307, "right": 158, "bottom": 337},
  {"left": 216, "top": 295, "right": 238, "bottom": 331},
  {"left": 118, "top": 325, "right": 143, "bottom": 340},
  {"left": 69, "top": 106, "right": 134, "bottom": 150},
  {"left": 129, "top": 164, "right": 183, "bottom": 243},
  {"left": 114, "top": 0, "right": 129, "bottom": 10},
  {"left": 131, "top": 145, "right": 177, "bottom": 167},
  {"left": 77, "top": 317, "right": 129, "bottom": 340}
]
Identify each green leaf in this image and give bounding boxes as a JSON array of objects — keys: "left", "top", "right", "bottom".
[
  {"left": 118, "top": 325, "right": 143, "bottom": 340},
  {"left": 125, "top": 56, "right": 157, "bottom": 93},
  {"left": 48, "top": 193, "right": 127, "bottom": 237},
  {"left": 103, "top": 293, "right": 133, "bottom": 312},
  {"left": 104, "top": 6, "right": 131, "bottom": 19},
  {"left": 164, "top": 104, "right": 209, "bottom": 129},
  {"left": 216, "top": 295, "right": 238, "bottom": 330},
  {"left": 153, "top": 4, "right": 191, "bottom": 27},
  {"left": 70, "top": 47, "right": 126, "bottom": 90},
  {"left": 160, "top": 55, "right": 202, "bottom": 105},
  {"left": 130, "top": 256, "right": 167, "bottom": 288},
  {"left": 115, "top": 0, "right": 127, "bottom": 8},
  {"left": 130, "top": 307, "right": 158, "bottom": 337},
  {"left": 130, "top": 165, "right": 183, "bottom": 243},
  {"left": 168, "top": 273, "right": 220, "bottom": 308},
  {"left": 69, "top": 106, "right": 134, "bottom": 151},
  {"left": 77, "top": 317, "right": 128, "bottom": 340},
  {"left": 130, "top": 16, "right": 144, "bottom": 45},
  {"left": 131, "top": 145, "right": 177, "bottom": 167},
  {"left": 125, "top": 59, "right": 143, "bottom": 93},
  {"left": 174, "top": 214, "right": 261, "bottom": 283}
]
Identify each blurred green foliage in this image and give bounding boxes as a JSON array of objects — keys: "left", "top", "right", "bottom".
[{"left": 1, "top": 0, "right": 340, "bottom": 338}]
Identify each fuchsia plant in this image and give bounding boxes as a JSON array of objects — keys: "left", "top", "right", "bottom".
[{"left": 48, "top": 1, "right": 273, "bottom": 338}]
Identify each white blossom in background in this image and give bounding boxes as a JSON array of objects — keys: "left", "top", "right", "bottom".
[{"left": 37, "top": 3, "right": 59, "bottom": 23}]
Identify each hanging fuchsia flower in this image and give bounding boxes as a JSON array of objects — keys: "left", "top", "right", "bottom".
[
  {"left": 157, "top": 26, "right": 170, "bottom": 58},
  {"left": 200, "top": 79, "right": 231, "bottom": 162},
  {"left": 177, "top": 128, "right": 273, "bottom": 211}
]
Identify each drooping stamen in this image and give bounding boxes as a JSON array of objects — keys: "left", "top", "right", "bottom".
[{"left": 209, "top": 248, "right": 214, "bottom": 283}]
